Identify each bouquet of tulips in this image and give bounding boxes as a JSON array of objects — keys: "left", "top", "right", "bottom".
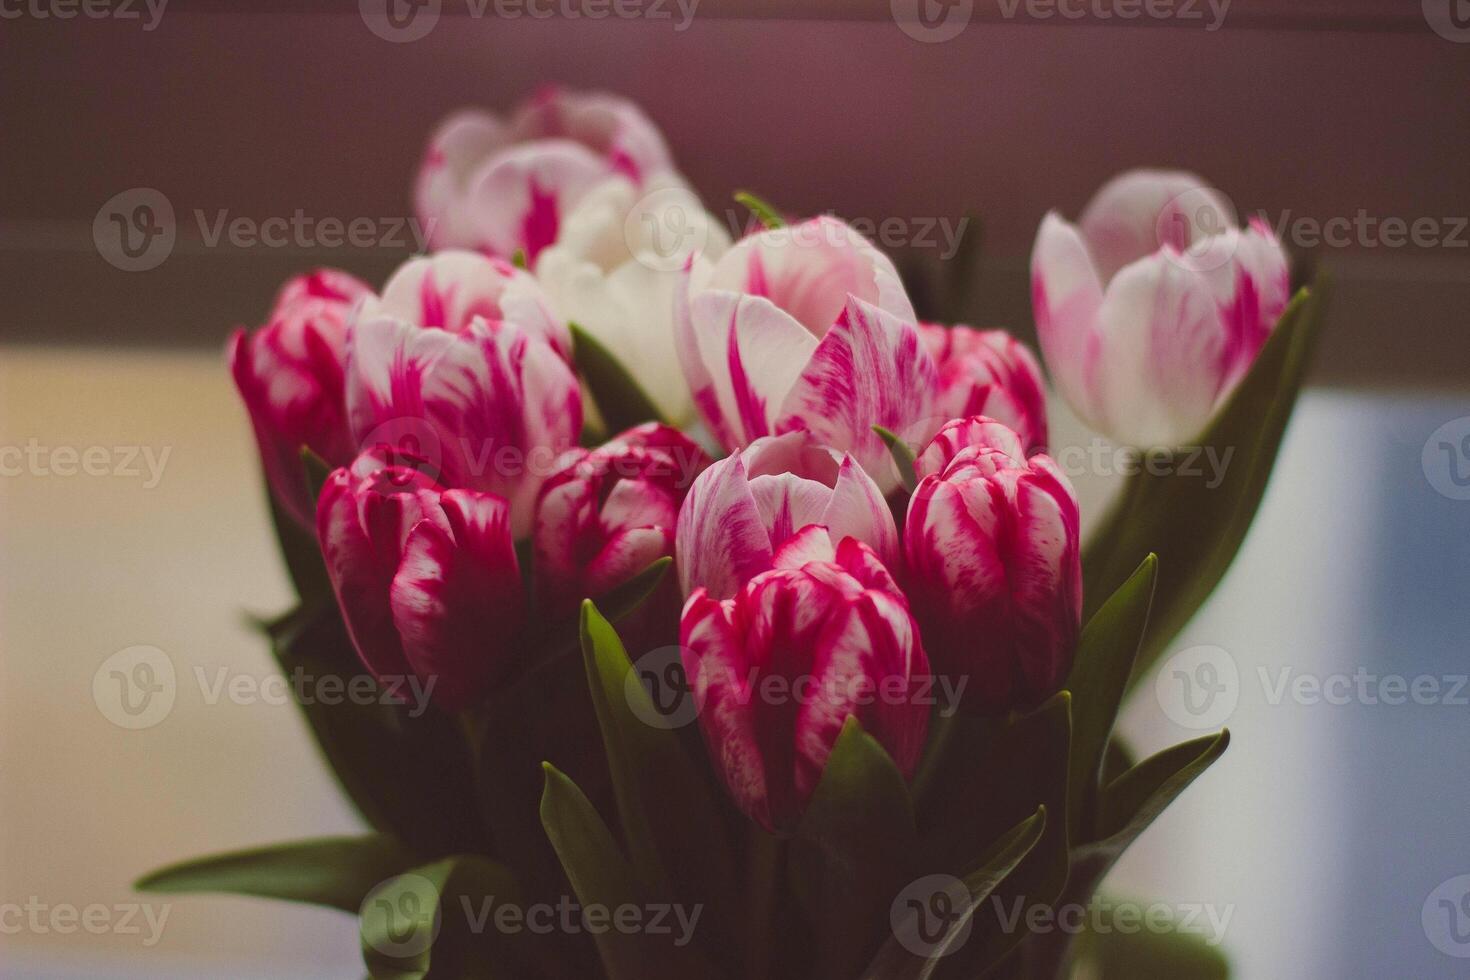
[{"left": 140, "top": 88, "right": 1325, "bottom": 979}]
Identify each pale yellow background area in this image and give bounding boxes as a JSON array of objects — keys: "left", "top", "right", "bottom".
[{"left": 0, "top": 348, "right": 362, "bottom": 978}]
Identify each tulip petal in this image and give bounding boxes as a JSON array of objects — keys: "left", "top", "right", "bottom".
[
  {"left": 467, "top": 139, "right": 606, "bottom": 262},
  {"left": 1031, "top": 212, "right": 1107, "bottom": 432},
  {"left": 776, "top": 296, "right": 937, "bottom": 493},
  {"left": 1093, "top": 252, "right": 1228, "bottom": 447},
  {"left": 676, "top": 455, "right": 774, "bottom": 600},
  {"left": 682, "top": 591, "right": 772, "bottom": 829},
  {"left": 388, "top": 490, "right": 521, "bottom": 709},
  {"left": 819, "top": 454, "right": 900, "bottom": 570},
  {"left": 1077, "top": 168, "right": 1233, "bottom": 282},
  {"left": 316, "top": 469, "right": 411, "bottom": 682}
]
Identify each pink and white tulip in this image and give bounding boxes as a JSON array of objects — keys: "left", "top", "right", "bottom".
[
  {"left": 919, "top": 323, "right": 1049, "bottom": 455},
  {"left": 345, "top": 316, "right": 581, "bottom": 539},
  {"left": 534, "top": 423, "right": 711, "bottom": 614},
  {"left": 535, "top": 174, "right": 730, "bottom": 424},
  {"left": 681, "top": 532, "right": 929, "bottom": 833},
  {"left": 359, "top": 250, "right": 571, "bottom": 359},
  {"left": 675, "top": 216, "right": 937, "bottom": 493},
  {"left": 415, "top": 87, "right": 674, "bottom": 261},
  {"left": 904, "top": 417, "right": 1081, "bottom": 714},
  {"left": 675, "top": 431, "right": 899, "bottom": 601},
  {"left": 316, "top": 446, "right": 523, "bottom": 710},
  {"left": 1032, "top": 169, "right": 1290, "bottom": 448},
  {"left": 228, "top": 269, "right": 372, "bottom": 527}
]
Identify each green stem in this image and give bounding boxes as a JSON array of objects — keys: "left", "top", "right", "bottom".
[
  {"left": 911, "top": 706, "right": 961, "bottom": 809},
  {"left": 746, "top": 830, "right": 783, "bottom": 980}
]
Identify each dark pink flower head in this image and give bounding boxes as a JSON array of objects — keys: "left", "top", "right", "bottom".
[
  {"left": 228, "top": 268, "right": 372, "bottom": 527},
  {"left": 676, "top": 431, "right": 899, "bottom": 602},
  {"left": 674, "top": 216, "right": 938, "bottom": 494},
  {"left": 681, "top": 531, "right": 930, "bottom": 833},
  {"left": 919, "top": 323, "right": 1049, "bottom": 455},
  {"left": 904, "top": 417, "right": 1082, "bottom": 714},
  {"left": 415, "top": 87, "right": 674, "bottom": 261},
  {"left": 534, "top": 423, "right": 711, "bottom": 613},
  {"left": 316, "top": 446, "right": 523, "bottom": 711}
]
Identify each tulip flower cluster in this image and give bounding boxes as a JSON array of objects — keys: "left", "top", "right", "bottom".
[
  {"left": 227, "top": 90, "right": 1290, "bottom": 837},
  {"left": 205, "top": 87, "right": 1310, "bottom": 980}
]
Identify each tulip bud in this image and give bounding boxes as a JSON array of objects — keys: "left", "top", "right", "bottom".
[
  {"left": 345, "top": 314, "right": 582, "bottom": 540},
  {"left": 534, "top": 174, "right": 730, "bottom": 425},
  {"left": 904, "top": 417, "right": 1081, "bottom": 714},
  {"left": 919, "top": 323, "right": 1049, "bottom": 455},
  {"left": 676, "top": 431, "right": 899, "bottom": 601},
  {"left": 534, "top": 423, "right": 711, "bottom": 616},
  {"left": 1031, "top": 169, "right": 1289, "bottom": 448},
  {"left": 359, "top": 249, "right": 571, "bottom": 359},
  {"left": 675, "top": 215, "right": 937, "bottom": 493},
  {"left": 415, "top": 87, "right": 675, "bottom": 260},
  {"left": 228, "top": 269, "right": 371, "bottom": 527},
  {"left": 316, "top": 447, "right": 523, "bottom": 710},
  {"left": 681, "top": 532, "right": 930, "bottom": 833}
]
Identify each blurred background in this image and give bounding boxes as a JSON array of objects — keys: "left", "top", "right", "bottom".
[{"left": 2, "top": 2, "right": 1468, "bottom": 977}]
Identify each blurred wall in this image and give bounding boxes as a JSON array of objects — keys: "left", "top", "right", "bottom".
[{"left": 1, "top": 2, "right": 1467, "bottom": 386}]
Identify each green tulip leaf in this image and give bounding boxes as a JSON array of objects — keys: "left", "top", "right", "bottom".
[
  {"left": 538, "top": 764, "right": 714, "bottom": 980},
  {"left": 917, "top": 693, "right": 1072, "bottom": 973},
  {"left": 570, "top": 321, "right": 665, "bottom": 435},
  {"left": 734, "top": 190, "right": 786, "bottom": 229},
  {"left": 792, "top": 716, "right": 919, "bottom": 980},
  {"left": 873, "top": 424, "right": 920, "bottom": 493},
  {"left": 358, "top": 854, "right": 525, "bottom": 980},
  {"left": 1064, "top": 554, "right": 1157, "bottom": 840},
  {"left": 1081, "top": 279, "right": 1327, "bottom": 691},
  {"left": 1068, "top": 902, "right": 1230, "bottom": 980},
  {"left": 862, "top": 807, "right": 1047, "bottom": 980},
  {"left": 577, "top": 600, "right": 740, "bottom": 957},
  {"left": 137, "top": 835, "right": 417, "bottom": 913}
]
